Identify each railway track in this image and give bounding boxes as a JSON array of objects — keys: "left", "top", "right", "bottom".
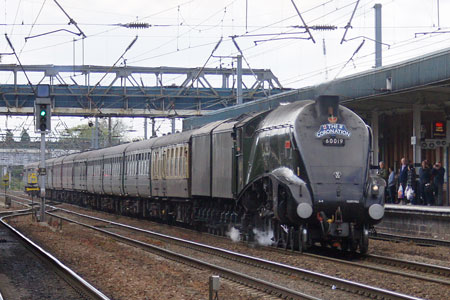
[
  {"left": 0, "top": 211, "right": 110, "bottom": 300},
  {"left": 300, "top": 251, "right": 450, "bottom": 286},
  {"left": 8, "top": 192, "right": 450, "bottom": 298},
  {"left": 47, "top": 207, "right": 424, "bottom": 300},
  {"left": 371, "top": 231, "right": 450, "bottom": 248}
]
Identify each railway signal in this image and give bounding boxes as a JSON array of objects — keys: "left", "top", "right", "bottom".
[
  {"left": 35, "top": 85, "right": 51, "bottom": 222},
  {"left": 35, "top": 98, "right": 51, "bottom": 133}
]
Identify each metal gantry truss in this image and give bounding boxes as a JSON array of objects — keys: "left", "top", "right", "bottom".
[{"left": 0, "top": 65, "right": 284, "bottom": 118}]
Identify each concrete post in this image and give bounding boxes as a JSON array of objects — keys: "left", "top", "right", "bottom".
[
  {"left": 209, "top": 275, "right": 220, "bottom": 300},
  {"left": 144, "top": 117, "right": 148, "bottom": 140},
  {"left": 108, "top": 117, "right": 112, "bottom": 146},
  {"left": 94, "top": 117, "right": 99, "bottom": 149},
  {"left": 237, "top": 55, "right": 243, "bottom": 105},
  {"left": 412, "top": 104, "right": 422, "bottom": 166},
  {"left": 152, "top": 118, "right": 156, "bottom": 137},
  {"left": 39, "top": 132, "right": 46, "bottom": 222},
  {"left": 374, "top": 4, "right": 382, "bottom": 68},
  {"left": 371, "top": 110, "right": 379, "bottom": 165},
  {"left": 171, "top": 118, "right": 176, "bottom": 134}
]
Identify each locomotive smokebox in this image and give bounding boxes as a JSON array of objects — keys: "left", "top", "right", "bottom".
[{"left": 315, "top": 95, "right": 340, "bottom": 122}]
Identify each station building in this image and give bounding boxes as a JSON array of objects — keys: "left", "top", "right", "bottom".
[{"left": 184, "top": 47, "right": 450, "bottom": 206}]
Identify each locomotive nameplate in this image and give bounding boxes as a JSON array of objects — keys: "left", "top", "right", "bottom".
[{"left": 322, "top": 138, "right": 345, "bottom": 146}]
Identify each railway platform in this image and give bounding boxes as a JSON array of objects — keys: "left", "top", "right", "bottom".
[{"left": 375, "top": 204, "right": 450, "bottom": 241}]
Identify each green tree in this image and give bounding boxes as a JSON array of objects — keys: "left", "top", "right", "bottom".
[
  {"left": 20, "top": 129, "right": 31, "bottom": 142},
  {"left": 4, "top": 129, "right": 14, "bottom": 144},
  {"left": 60, "top": 118, "right": 131, "bottom": 149}
]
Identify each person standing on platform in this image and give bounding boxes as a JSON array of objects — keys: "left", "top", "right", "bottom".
[
  {"left": 398, "top": 158, "right": 408, "bottom": 204},
  {"left": 387, "top": 167, "right": 396, "bottom": 204},
  {"left": 419, "top": 160, "right": 433, "bottom": 206},
  {"left": 432, "top": 162, "right": 445, "bottom": 206},
  {"left": 406, "top": 164, "right": 416, "bottom": 204},
  {"left": 378, "top": 161, "right": 389, "bottom": 183}
]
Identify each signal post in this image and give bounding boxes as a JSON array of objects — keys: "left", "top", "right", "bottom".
[{"left": 35, "top": 85, "right": 51, "bottom": 222}]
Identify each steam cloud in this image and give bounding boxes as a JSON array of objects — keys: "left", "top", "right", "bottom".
[
  {"left": 226, "top": 227, "right": 241, "bottom": 242},
  {"left": 253, "top": 228, "right": 274, "bottom": 246}
]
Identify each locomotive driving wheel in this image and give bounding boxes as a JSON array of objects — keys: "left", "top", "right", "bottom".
[
  {"left": 298, "top": 225, "right": 308, "bottom": 253},
  {"left": 359, "top": 225, "right": 369, "bottom": 254},
  {"left": 348, "top": 224, "right": 358, "bottom": 252}
]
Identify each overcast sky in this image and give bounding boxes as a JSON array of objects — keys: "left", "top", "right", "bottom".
[{"left": 1, "top": 0, "right": 450, "bottom": 140}]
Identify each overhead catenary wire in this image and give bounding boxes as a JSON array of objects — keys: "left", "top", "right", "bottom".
[
  {"left": 129, "top": 0, "right": 236, "bottom": 62},
  {"left": 4, "top": 0, "right": 450, "bottom": 93},
  {"left": 52, "top": 0, "right": 86, "bottom": 38},
  {"left": 340, "top": 0, "right": 360, "bottom": 44},
  {"left": 87, "top": 35, "right": 139, "bottom": 97},
  {"left": 290, "top": 0, "right": 315, "bottom": 43},
  {"left": 335, "top": 39, "right": 365, "bottom": 79},
  {"left": 4, "top": 33, "right": 36, "bottom": 96}
]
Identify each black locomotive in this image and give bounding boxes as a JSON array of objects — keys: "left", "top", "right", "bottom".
[{"left": 25, "top": 95, "right": 385, "bottom": 253}]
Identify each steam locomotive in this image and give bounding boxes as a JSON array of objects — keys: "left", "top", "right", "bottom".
[{"left": 24, "top": 95, "right": 385, "bottom": 253}]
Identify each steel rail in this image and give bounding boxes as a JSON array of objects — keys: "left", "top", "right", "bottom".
[
  {"left": 0, "top": 212, "right": 110, "bottom": 300},
  {"left": 371, "top": 232, "right": 450, "bottom": 248},
  {"left": 9, "top": 194, "right": 450, "bottom": 286},
  {"left": 301, "top": 252, "right": 450, "bottom": 286},
  {"left": 48, "top": 209, "right": 423, "bottom": 300},
  {"left": 46, "top": 211, "right": 320, "bottom": 300},
  {"left": 364, "top": 254, "right": 450, "bottom": 279}
]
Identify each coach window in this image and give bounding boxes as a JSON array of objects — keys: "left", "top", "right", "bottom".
[
  {"left": 173, "top": 148, "right": 177, "bottom": 178},
  {"left": 142, "top": 153, "right": 146, "bottom": 175},
  {"left": 174, "top": 147, "right": 179, "bottom": 178},
  {"left": 137, "top": 153, "right": 141, "bottom": 175},
  {"left": 147, "top": 152, "right": 150, "bottom": 175},
  {"left": 132, "top": 155, "right": 135, "bottom": 175},
  {"left": 178, "top": 146, "right": 182, "bottom": 178},
  {"left": 162, "top": 149, "right": 166, "bottom": 178},
  {"left": 167, "top": 148, "right": 172, "bottom": 178},
  {"left": 134, "top": 154, "right": 137, "bottom": 175},
  {"left": 145, "top": 153, "right": 149, "bottom": 175},
  {"left": 138, "top": 153, "right": 141, "bottom": 175},
  {"left": 157, "top": 151, "right": 161, "bottom": 178},
  {"left": 151, "top": 153, "right": 155, "bottom": 178},
  {"left": 157, "top": 151, "right": 161, "bottom": 179},
  {"left": 155, "top": 152, "right": 158, "bottom": 178},
  {"left": 167, "top": 149, "right": 171, "bottom": 178},
  {"left": 154, "top": 151, "right": 157, "bottom": 178},
  {"left": 161, "top": 150, "right": 165, "bottom": 178},
  {"left": 130, "top": 155, "right": 133, "bottom": 176},
  {"left": 156, "top": 151, "right": 160, "bottom": 178},
  {"left": 171, "top": 148, "right": 175, "bottom": 178},
  {"left": 129, "top": 155, "right": 132, "bottom": 176},
  {"left": 184, "top": 146, "right": 189, "bottom": 178}
]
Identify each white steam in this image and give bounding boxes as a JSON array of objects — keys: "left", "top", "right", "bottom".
[
  {"left": 253, "top": 228, "right": 274, "bottom": 246},
  {"left": 227, "top": 227, "right": 241, "bottom": 242}
]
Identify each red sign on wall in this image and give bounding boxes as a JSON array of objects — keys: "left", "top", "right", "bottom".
[{"left": 432, "top": 121, "right": 446, "bottom": 138}]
